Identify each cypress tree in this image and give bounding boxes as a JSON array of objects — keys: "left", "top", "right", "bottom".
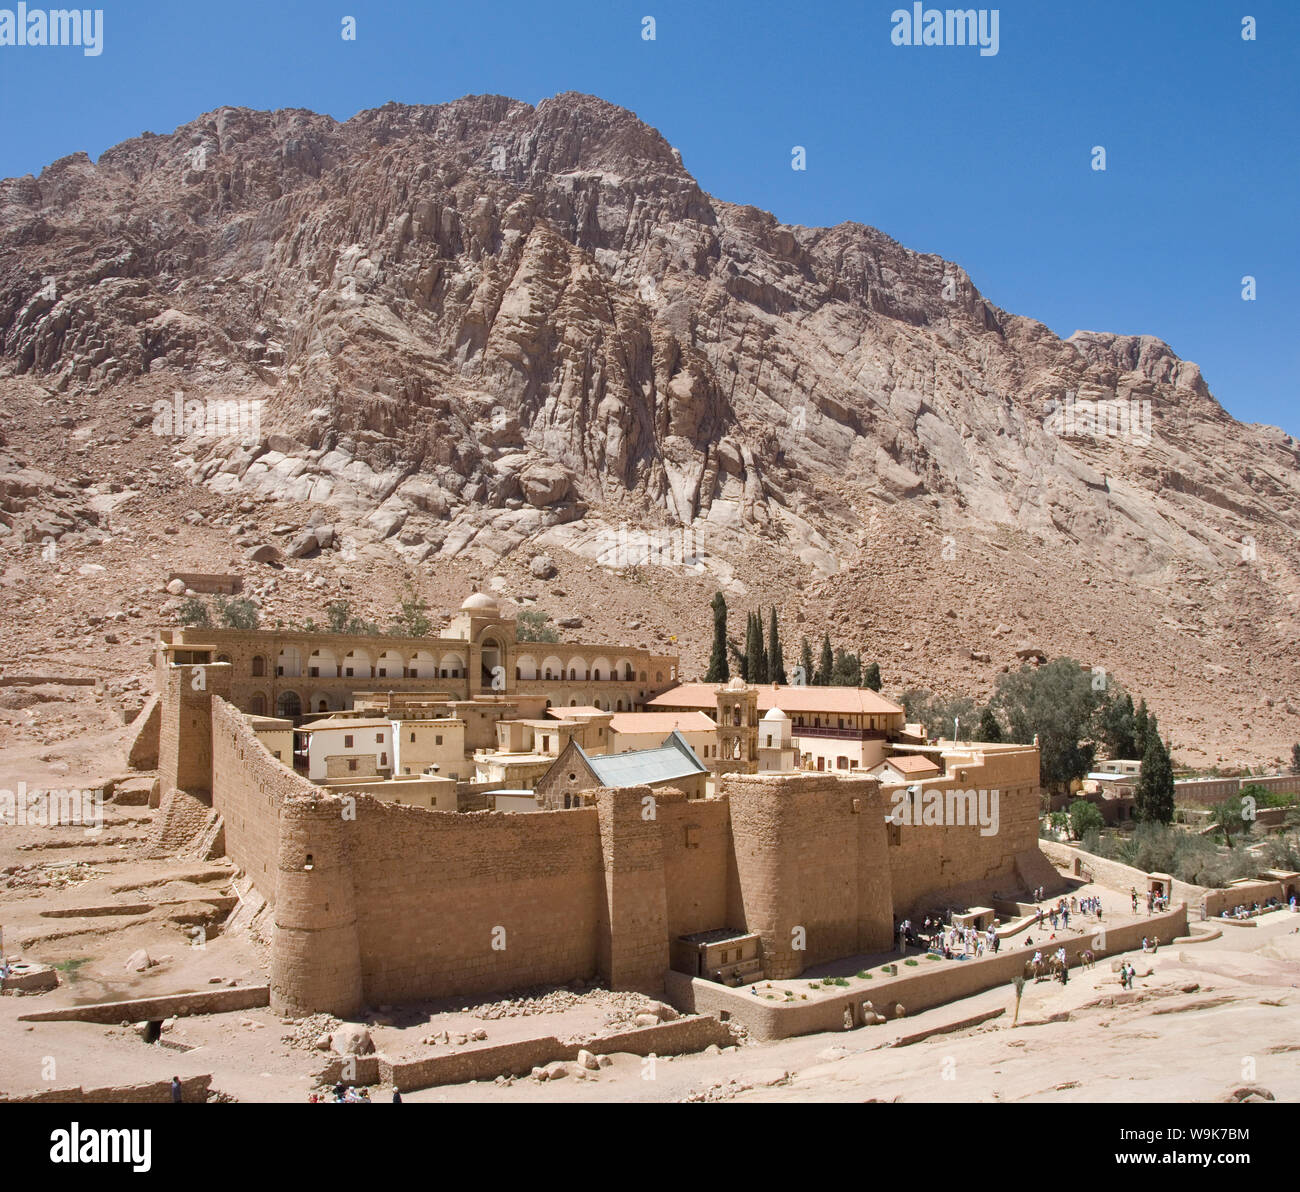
[
  {"left": 743, "top": 613, "right": 759, "bottom": 681},
  {"left": 799, "top": 637, "right": 814, "bottom": 686},
  {"left": 1135, "top": 732, "right": 1175, "bottom": 825},
  {"left": 768, "top": 607, "right": 787, "bottom": 684},
  {"left": 863, "top": 662, "right": 882, "bottom": 692},
  {"left": 978, "top": 706, "right": 1003, "bottom": 742},
  {"left": 756, "top": 612, "right": 771, "bottom": 683},
  {"left": 815, "top": 633, "right": 834, "bottom": 686},
  {"left": 705, "top": 592, "right": 730, "bottom": 682},
  {"left": 1133, "top": 698, "right": 1150, "bottom": 757}
]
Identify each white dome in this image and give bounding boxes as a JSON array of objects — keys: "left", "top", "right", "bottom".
[
  {"left": 726, "top": 676, "right": 747, "bottom": 691},
  {"left": 460, "top": 592, "right": 500, "bottom": 612},
  {"left": 762, "top": 706, "right": 789, "bottom": 721}
]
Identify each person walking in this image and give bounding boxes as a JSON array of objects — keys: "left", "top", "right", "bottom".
[{"left": 171, "top": 1076, "right": 183, "bottom": 1104}]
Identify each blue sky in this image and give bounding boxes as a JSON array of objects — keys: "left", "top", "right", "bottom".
[{"left": 1, "top": 0, "right": 1296, "bottom": 435}]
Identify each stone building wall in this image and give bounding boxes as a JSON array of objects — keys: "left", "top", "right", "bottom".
[
  {"left": 346, "top": 800, "right": 606, "bottom": 1005},
  {"left": 725, "top": 773, "right": 894, "bottom": 978},
  {"left": 884, "top": 746, "right": 1042, "bottom": 915}
]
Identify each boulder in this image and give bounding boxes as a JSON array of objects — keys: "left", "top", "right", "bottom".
[
  {"left": 519, "top": 462, "right": 571, "bottom": 508},
  {"left": 286, "top": 529, "right": 319, "bottom": 558},
  {"left": 529, "top": 554, "right": 558, "bottom": 580},
  {"left": 330, "top": 1024, "right": 375, "bottom": 1056},
  {"left": 246, "top": 543, "right": 280, "bottom": 564},
  {"left": 124, "top": 949, "right": 153, "bottom": 973},
  {"left": 577, "top": 1048, "right": 599, "bottom": 1070}
]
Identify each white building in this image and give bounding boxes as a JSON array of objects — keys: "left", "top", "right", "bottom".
[{"left": 305, "top": 717, "right": 393, "bottom": 782}]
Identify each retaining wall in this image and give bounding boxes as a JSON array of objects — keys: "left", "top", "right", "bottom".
[{"left": 665, "top": 902, "right": 1189, "bottom": 1040}]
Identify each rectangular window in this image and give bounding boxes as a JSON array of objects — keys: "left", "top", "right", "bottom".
[
  {"left": 376, "top": 732, "right": 384, "bottom": 743},
  {"left": 436, "top": 735, "right": 443, "bottom": 745},
  {"left": 410, "top": 732, "right": 416, "bottom": 743},
  {"left": 348, "top": 759, "right": 357, "bottom": 772},
  {"left": 344, "top": 735, "right": 353, "bottom": 748}
]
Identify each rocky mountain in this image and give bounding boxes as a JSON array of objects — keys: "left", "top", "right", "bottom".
[{"left": 1, "top": 92, "right": 1298, "bottom": 768}]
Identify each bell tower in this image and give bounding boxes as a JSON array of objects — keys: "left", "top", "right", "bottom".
[{"left": 715, "top": 678, "right": 759, "bottom": 775}]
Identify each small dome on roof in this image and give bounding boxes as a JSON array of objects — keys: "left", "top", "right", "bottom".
[
  {"left": 726, "top": 676, "right": 748, "bottom": 691},
  {"left": 460, "top": 592, "right": 500, "bottom": 612},
  {"left": 763, "top": 706, "right": 789, "bottom": 721}
]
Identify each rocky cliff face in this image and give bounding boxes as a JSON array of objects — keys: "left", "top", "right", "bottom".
[{"left": 1, "top": 92, "right": 1298, "bottom": 766}]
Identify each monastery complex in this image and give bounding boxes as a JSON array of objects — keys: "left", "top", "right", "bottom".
[{"left": 129, "top": 593, "right": 1058, "bottom": 1019}]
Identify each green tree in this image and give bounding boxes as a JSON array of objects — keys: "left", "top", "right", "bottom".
[
  {"left": 1209, "top": 792, "right": 1255, "bottom": 848},
  {"left": 751, "top": 612, "right": 770, "bottom": 684},
  {"left": 923, "top": 695, "right": 978, "bottom": 740},
  {"left": 1291, "top": 743, "right": 1300, "bottom": 775},
  {"left": 993, "top": 657, "right": 1100, "bottom": 797},
  {"left": 214, "top": 595, "right": 260, "bottom": 630},
  {"left": 326, "top": 600, "right": 353, "bottom": 633},
  {"left": 740, "top": 612, "right": 757, "bottom": 682},
  {"left": 178, "top": 596, "right": 211, "bottom": 627},
  {"left": 1133, "top": 698, "right": 1150, "bottom": 757},
  {"left": 1095, "top": 689, "right": 1138, "bottom": 758},
  {"left": 977, "top": 706, "right": 1003, "bottom": 743},
  {"left": 705, "top": 592, "right": 730, "bottom": 682},
  {"left": 1068, "top": 798, "right": 1104, "bottom": 840},
  {"left": 1134, "top": 732, "right": 1175, "bottom": 825},
  {"left": 797, "top": 637, "right": 814, "bottom": 686},
  {"left": 830, "top": 649, "right": 861, "bottom": 687},
  {"left": 515, "top": 610, "right": 560, "bottom": 642},
  {"left": 390, "top": 586, "right": 431, "bottom": 637},
  {"left": 899, "top": 688, "right": 931, "bottom": 723},
  {"left": 768, "top": 608, "right": 787, "bottom": 685},
  {"left": 814, "top": 633, "right": 834, "bottom": 686},
  {"left": 863, "top": 661, "right": 882, "bottom": 692}
]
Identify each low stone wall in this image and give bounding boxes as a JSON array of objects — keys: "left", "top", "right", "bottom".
[
  {"left": 0, "top": 1074, "right": 212, "bottom": 1103},
  {"left": 1039, "top": 841, "right": 1209, "bottom": 907},
  {"left": 665, "top": 903, "right": 1189, "bottom": 1040},
  {"left": 18, "top": 985, "right": 269, "bottom": 1024},
  {"left": 379, "top": 1014, "right": 736, "bottom": 1092},
  {"left": 315, "top": 1056, "right": 383, "bottom": 1087},
  {"left": 126, "top": 694, "right": 162, "bottom": 771},
  {"left": 1203, "top": 881, "right": 1286, "bottom": 919}
]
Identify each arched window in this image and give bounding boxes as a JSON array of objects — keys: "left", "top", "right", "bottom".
[{"left": 251, "top": 655, "right": 266, "bottom": 677}]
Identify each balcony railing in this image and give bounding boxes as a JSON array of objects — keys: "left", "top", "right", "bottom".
[{"left": 789, "top": 726, "right": 888, "bottom": 741}]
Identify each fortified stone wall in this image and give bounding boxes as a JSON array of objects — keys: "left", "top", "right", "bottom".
[
  {"left": 885, "top": 746, "right": 1042, "bottom": 915},
  {"left": 197, "top": 687, "right": 1050, "bottom": 1016},
  {"left": 347, "top": 799, "right": 606, "bottom": 1005},
  {"left": 159, "top": 663, "right": 231, "bottom": 798},
  {"left": 211, "top": 696, "right": 316, "bottom": 901},
  {"left": 725, "top": 773, "right": 894, "bottom": 978}
]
